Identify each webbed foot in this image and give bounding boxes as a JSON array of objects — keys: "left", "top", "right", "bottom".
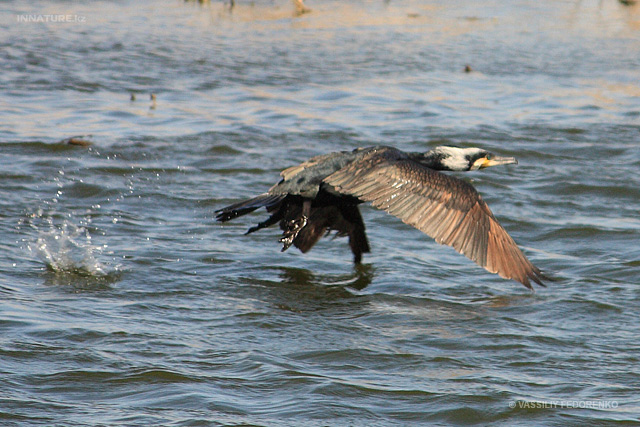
[{"left": 279, "top": 215, "right": 308, "bottom": 251}]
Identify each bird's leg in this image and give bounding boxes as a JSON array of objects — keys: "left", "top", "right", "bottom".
[
  {"left": 279, "top": 200, "right": 310, "bottom": 251},
  {"left": 301, "top": 199, "right": 311, "bottom": 219}
]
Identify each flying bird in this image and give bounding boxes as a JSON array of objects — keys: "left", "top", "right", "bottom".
[{"left": 216, "top": 146, "right": 547, "bottom": 289}]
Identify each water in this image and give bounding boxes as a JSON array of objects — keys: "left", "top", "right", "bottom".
[{"left": 1, "top": 0, "right": 639, "bottom": 425}]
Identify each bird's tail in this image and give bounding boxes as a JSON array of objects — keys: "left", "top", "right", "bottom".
[{"left": 215, "top": 193, "right": 285, "bottom": 222}]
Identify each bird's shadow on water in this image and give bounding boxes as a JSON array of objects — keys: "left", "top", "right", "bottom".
[
  {"left": 246, "top": 263, "right": 375, "bottom": 313},
  {"left": 276, "top": 263, "right": 374, "bottom": 291}
]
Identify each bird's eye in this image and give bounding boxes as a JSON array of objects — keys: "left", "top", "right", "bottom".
[{"left": 485, "top": 154, "right": 493, "bottom": 160}]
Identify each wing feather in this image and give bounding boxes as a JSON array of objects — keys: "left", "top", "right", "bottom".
[
  {"left": 325, "top": 150, "right": 545, "bottom": 289},
  {"left": 280, "top": 152, "right": 338, "bottom": 181}
]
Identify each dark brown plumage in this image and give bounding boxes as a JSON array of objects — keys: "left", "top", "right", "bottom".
[{"left": 216, "top": 145, "right": 547, "bottom": 289}]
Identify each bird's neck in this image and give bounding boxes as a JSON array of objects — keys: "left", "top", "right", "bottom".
[{"left": 409, "top": 151, "right": 452, "bottom": 171}]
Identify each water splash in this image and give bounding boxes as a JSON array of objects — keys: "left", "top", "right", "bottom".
[{"left": 25, "top": 211, "right": 113, "bottom": 277}]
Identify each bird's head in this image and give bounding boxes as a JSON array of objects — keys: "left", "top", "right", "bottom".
[{"left": 425, "top": 146, "right": 518, "bottom": 171}]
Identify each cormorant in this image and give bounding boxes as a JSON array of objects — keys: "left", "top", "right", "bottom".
[{"left": 216, "top": 146, "right": 547, "bottom": 289}]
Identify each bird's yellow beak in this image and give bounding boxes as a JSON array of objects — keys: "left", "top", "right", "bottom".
[{"left": 474, "top": 155, "right": 518, "bottom": 169}]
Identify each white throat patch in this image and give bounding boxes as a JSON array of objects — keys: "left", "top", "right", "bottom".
[{"left": 433, "top": 147, "right": 484, "bottom": 171}]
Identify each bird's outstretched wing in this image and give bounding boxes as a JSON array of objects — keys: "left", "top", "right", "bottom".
[{"left": 324, "top": 149, "right": 545, "bottom": 289}]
